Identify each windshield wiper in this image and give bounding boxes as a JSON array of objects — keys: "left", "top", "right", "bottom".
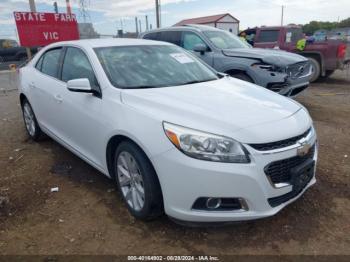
[
  {"left": 180, "top": 78, "right": 217, "bottom": 85},
  {"left": 122, "top": 85, "right": 164, "bottom": 89}
]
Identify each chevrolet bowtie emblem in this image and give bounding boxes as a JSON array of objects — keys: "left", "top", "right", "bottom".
[{"left": 297, "top": 138, "right": 312, "bottom": 156}]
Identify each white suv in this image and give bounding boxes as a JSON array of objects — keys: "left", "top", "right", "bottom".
[{"left": 18, "top": 39, "right": 317, "bottom": 223}]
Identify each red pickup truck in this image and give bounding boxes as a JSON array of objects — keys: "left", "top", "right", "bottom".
[{"left": 242, "top": 26, "right": 350, "bottom": 82}]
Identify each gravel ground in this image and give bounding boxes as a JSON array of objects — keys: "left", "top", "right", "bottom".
[{"left": 0, "top": 71, "right": 349, "bottom": 256}]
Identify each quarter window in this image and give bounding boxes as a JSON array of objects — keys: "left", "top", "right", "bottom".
[
  {"left": 35, "top": 55, "right": 44, "bottom": 71},
  {"left": 182, "top": 32, "right": 207, "bottom": 51},
  {"left": 40, "top": 48, "right": 62, "bottom": 78},
  {"left": 61, "top": 47, "right": 98, "bottom": 88}
]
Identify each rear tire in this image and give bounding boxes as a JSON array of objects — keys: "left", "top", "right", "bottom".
[
  {"left": 114, "top": 141, "right": 163, "bottom": 220},
  {"left": 21, "top": 99, "right": 43, "bottom": 141},
  {"left": 307, "top": 57, "right": 321, "bottom": 82}
]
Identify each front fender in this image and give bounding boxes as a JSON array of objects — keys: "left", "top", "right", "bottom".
[
  {"left": 216, "top": 57, "right": 287, "bottom": 87},
  {"left": 216, "top": 57, "right": 259, "bottom": 82}
]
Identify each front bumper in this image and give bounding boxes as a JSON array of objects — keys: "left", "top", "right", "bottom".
[
  {"left": 250, "top": 63, "right": 312, "bottom": 97},
  {"left": 152, "top": 131, "right": 317, "bottom": 223},
  {"left": 279, "top": 67, "right": 313, "bottom": 97}
]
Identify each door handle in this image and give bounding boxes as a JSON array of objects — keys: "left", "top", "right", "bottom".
[{"left": 54, "top": 94, "right": 63, "bottom": 103}]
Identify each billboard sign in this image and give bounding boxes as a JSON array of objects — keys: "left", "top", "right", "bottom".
[{"left": 14, "top": 12, "right": 79, "bottom": 47}]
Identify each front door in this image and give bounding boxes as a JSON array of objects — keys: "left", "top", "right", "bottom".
[
  {"left": 181, "top": 31, "right": 214, "bottom": 67},
  {"left": 55, "top": 46, "right": 106, "bottom": 168}
]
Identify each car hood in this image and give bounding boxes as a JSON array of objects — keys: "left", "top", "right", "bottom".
[
  {"left": 222, "top": 48, "right": 308, "bottom": 67},
  {"left": 121, "top": 77, "right": 302, "bottom": 138}
]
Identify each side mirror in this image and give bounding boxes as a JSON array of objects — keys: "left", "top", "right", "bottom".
[
  {"left": 193, "top": 43, "right": 208, "bottom": 54},
  {"left": 67, "top": 78, "right": 94, "bottom": 94}
]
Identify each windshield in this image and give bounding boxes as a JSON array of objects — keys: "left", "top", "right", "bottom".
[
  {"left": 94, "top": 45, "right": 218, "bottom": 89},
  {"left": 204, "top": 30, "right": 249, "bottom": 49}
]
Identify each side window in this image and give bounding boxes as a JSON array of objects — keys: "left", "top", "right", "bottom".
[
  {"left": 287, "top": 28, "right": 304, "bottom": 42},
  {"left": 182, "top": 32, "right": 207, "bottom": 51},
  {"left": 159, "top": 31, "right": 181, "bottom": 46},
  {"left": 61, "top": 47, "right": 98, "bottom": 88},
  {"left": 40, "top": 48, "right": 62, "bottom": 78},
  {"left": 256, "top": 30, "right": 279, "bottom": 43}
]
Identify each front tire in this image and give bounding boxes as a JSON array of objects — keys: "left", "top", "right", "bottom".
[
  {"left": 308, "top": 57, "right": 321, "bottom": 82},
  {"left": 21, "top": 99, "right": 43, "bottom": 141},
  {"left": 114, "top": 141, "right": 163, "bottom": 220}
]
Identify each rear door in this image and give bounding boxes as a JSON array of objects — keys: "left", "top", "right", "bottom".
[
  {"left": 284, "top": 28, "right": 304, "bottom": 52},
  {"left": 158, "top": 31, "right": 182, "bottom": 46},
  {"left": 31, "top": 47, "right": 65, "bottom": 135}
]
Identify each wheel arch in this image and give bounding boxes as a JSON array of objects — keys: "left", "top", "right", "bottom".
[
  {"left": 105, "top": 133, "right": 165, "bottom": 208},
  {"left": 19, "top": 93, "right": 27, "bottom": 106},
  {"left": 219, "top": 60, "right": 258, "bottom": 83},
  {"left": 301, "top": 51, "right": 325, "bottom": 76},
  {"left": 105, "top": 133, "right": 157, "bottom": 180},
  {"left": 224, "top": 69, "right": 255, "bottom": 82}
]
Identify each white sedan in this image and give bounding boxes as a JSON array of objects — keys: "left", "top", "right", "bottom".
[{"left": 18, "top": 39, "right": 317, "bottom": 223}]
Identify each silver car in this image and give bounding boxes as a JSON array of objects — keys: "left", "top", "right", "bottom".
[{"left": 141, "top": 25, "right": 312, "bottom": 97}]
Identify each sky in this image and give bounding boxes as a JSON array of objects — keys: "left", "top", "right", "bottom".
[{"left": 1, "top": 0, "right": 350, "bottom": 40}]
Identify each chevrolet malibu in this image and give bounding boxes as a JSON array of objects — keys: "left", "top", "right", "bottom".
[{"left": 18, "top": 39, "right": 317, "bottom": 223}]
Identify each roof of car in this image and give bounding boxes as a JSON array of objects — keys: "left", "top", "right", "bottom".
[
  {"left": 47, "top": 38, "right": 172, "bottom": 49},
  {"left": 141, "top": 24, "right": 221, "bottom": 35}
]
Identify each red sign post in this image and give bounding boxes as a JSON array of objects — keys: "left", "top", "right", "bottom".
[{"left": 14, "top": 12, "right": 79, "bottom": 47}]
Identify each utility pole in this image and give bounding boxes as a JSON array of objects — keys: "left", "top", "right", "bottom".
[
  {"left": 155, "top": 0, "right": 160, "bottom": 28},
  {"left": 29, "top": 0, "right": 36, "bottom": 12},
  {"left": 135, "top": 17, "right": 139, "bottom": 34},
  {"left": 53, "top": 2, "right": 58, "bottom": 13},
  {"left": 139, "top": 20, "right": 142, "bottom": 33},
  {"left": 145, "top": 15, "right": 149, "bottom": 31},
  {"left": 281, "top": 5, "right": 284, "bottom": 26},
  {"left": 26, "top": 0, "right": 37, "bottom": 60},
  {"left": 66, "top": 0, "right": 72, "bottom": 14}
]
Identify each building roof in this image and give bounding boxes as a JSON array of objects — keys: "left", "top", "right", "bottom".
[{"left": 174, "top": 13, "right": 239, "bottom": 26}]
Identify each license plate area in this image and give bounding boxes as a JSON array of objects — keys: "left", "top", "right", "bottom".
[{"left": 290, "top": 159, "right": 315, "bottom": 192}]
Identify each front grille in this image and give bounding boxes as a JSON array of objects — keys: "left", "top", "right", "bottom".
[
  {"left": 250, "top": 128, "right": 311, "bottom": 151},
  {"left": 265, "top": 144, "right": 316, "bottom": 184},
  {"left": 286, "top": 61, "right": 310, "bottom": 79}
]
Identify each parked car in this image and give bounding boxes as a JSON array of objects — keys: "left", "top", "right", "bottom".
[
  {"left": 141, "top": 25, "right": 312, "bottom": 97},
  {"left": 241, "top": 25, "right": 350, "bottom": 82},
  {"left": 0, "top": 39, "right": 37, "bottom": 62},
  {"left": 19, "top": 39, "right": 318, "bottom": 223}
]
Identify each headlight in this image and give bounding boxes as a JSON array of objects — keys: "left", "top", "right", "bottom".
[{"left": 163, "top": 122, "right": 250, "bottom": 163}]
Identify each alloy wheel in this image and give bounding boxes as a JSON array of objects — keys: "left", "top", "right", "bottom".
[
  {"left": 117, "top": 151, "right": 145, "bottom": 211},
  {"left": 23, "top": 103, "right": 36, "bottom": 137}
]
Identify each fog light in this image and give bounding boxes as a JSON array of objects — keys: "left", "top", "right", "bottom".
[
  {"left": 192, "top": 197, "right": 248, "bottom": 211},
  {"left": 206, "top": 198, "right": 222, "bottom": 209}
]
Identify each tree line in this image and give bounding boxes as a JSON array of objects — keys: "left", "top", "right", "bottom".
[{"left": 302, "top": 18, "right": 350, "bottom": 35}]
